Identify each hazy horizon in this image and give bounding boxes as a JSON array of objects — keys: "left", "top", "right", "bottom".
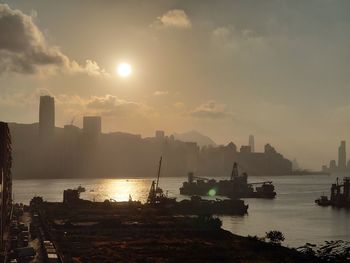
[{"left": 1, "top": 0, "right": 350, "bottom": 169}]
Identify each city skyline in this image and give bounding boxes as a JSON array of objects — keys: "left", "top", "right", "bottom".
[{"left": 2, "top": 1, "right": 350, "bottom": 169}]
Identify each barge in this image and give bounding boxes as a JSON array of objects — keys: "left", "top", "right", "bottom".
[{"left": 180, "top": 162, "right": 276, "bottom": 199}]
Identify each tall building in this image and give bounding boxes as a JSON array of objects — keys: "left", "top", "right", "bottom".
[
  {"left": 39, "top": 95, "right": 55, "bottom": 139},
  {"left": 338, "top": 140, "right": 346, "bottom": 169},
  {"left": 249, "top": 135, "right": 255, "bottom": 152},
  {"left": 83, "top": 116, "right": 101, "bottom": 137}
]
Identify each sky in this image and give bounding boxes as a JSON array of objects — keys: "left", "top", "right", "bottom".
[{"left": 1, "top": 0, "right": 350, "bottom": 169}]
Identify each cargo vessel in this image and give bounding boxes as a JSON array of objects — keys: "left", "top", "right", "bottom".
[
  {"left": 315, "top": 177, "right": 350, "bottom": 208},
  {"left": 180, "top": 162, "right": 276, "bottom": 199}
]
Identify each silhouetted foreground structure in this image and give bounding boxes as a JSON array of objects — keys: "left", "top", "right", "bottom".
[
  {"left": 0, "top": 122, "right": 12, "bottom": 261},
  {"left": 315, "top": 177, "right": 350, "bottom": 208},
  {"left": 28, "top": 195, "right": 318, "bottom": 262}
]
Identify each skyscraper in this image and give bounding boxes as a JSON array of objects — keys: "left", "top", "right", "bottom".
[
  {"left": 249, "top": 135, "right": 255, "bottom": 152},
  {"left": 338, "top": 140, "right": 346, "bottom": 170},
  {"left": 39, "top": 95, "right": 55, "bottom": 139}
]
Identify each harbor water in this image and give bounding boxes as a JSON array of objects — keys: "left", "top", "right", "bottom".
[{"left": 13, "top": 174, "right": 350, "bottom": 248}]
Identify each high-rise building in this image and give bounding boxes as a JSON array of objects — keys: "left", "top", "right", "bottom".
[
  {"left": 83, "top": 116, "right": 101, "bottom": 137},
  {"left": 39, "top": 95, "right": 55, "bottom": 139},
  {"left": 249, "top": 135, "right": 255, "bottom": 152},
  {"left": 338, "top": 140, "right": 346, "bottom": 169}
]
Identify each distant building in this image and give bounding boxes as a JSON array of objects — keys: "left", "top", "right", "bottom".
[
  {"left": 329, "top": 160, "right": 337, "bottom": 170},
  {"left": 249, "top": 135, "right": 255, "bottom": 152},
  {"left": 338, "top": 140, "right": 346, "bottom": 169},
  {"left": 264, "top": 144, "right": 276, "bottom": 154},
  {"left": 83, "top": 116, "right": 101, "bottom": 137},
  {"left": 322, "top": 165, "right": 327, "bottom": 172},
  {"left": 240, "top": 145, "right": 251, "bottom": 154},
  {"left": 155, "top": 130, "right": 165, "bottom": 139},
  {"left": 39, "top": 95, "right": 55, "bottom": 139}
]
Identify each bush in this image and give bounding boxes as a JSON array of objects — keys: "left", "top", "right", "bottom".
[{"left": 265, "top": 230, "right": 285, "bottom": 245}]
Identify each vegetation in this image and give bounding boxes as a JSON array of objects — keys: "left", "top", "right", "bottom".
[{"left": 265, "top": 230, "right": 285, "bottom": 245}]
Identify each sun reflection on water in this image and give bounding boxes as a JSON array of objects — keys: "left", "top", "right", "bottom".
[{"left": 83, "top": 179, "right": 152, "bottom": 203}]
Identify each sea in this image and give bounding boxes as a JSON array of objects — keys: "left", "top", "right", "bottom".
[{"left": 13, "top": 174, "right": 350, "bottom": 248}]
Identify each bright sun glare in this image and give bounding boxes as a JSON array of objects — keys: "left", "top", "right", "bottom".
[{"left": 116, "top": 63, "right": 132, "bottom": 78}]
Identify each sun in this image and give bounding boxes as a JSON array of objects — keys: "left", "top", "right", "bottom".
[{"left": 116, "top": 63, "right": 132, "bottom": 78}]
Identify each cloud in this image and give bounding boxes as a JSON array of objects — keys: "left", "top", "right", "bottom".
[
  {"left": 0, "top": 4, "right": 107, "bottom": 76},
  {"left": 153, "top": 90, "right": 169, "bottom": 96},
  {"left": 153, "top": 9, "right": 191, "bottom": 29},
  {"left": 211, "top": 26, "right": 266, "bottom": 51},
  {"left": 190, "top": 101, "right": 229, "bottom": 119},
  {"left": 86, "top": 95, "right": 151, "bottom": 117}
]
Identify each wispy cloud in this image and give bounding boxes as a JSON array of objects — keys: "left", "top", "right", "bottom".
[
  {"left": 190, "top": 101, "right": 229, "bottom": 119},
  {"left": 153, "top": 90, "right": 169, "bottom": 96},
  {"left": 153, "top": 9, "right": 192, "bottom": 29},
  {"left": 86, "top": 95, "right": 152, "bottom": 118}
]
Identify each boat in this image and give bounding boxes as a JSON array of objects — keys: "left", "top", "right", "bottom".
[
  {"left": 180, "top": 162, "right": 276, "bottom": 199},
  {"left": 315, "top": 177, "right": 350, "bottom": 208},
  {"left": 315, "top": 195, "right": 330, "bottom": 206},
  {"left": 147, "top": 157, "right": 248, "bottom": 215}
]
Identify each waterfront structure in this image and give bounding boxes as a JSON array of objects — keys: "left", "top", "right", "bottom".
[{"left": 39, "top": 95, "right": 55, "bottom": 139}]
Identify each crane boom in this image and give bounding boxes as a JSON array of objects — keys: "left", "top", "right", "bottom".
[{"left": 155, "top": 156, "right": 162, "bottom": 190}]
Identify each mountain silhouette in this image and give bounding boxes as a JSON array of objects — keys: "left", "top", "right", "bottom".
[{"left": 172, "top": 130, "right": 216, "bottom": 147}]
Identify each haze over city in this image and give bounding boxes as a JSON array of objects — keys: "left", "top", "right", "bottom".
[
  {"left": 2, "top": 1, "right": 350, "bottom": 262},
  {"left": 1, "top": 0, "right": 350, "bottom": 169}
]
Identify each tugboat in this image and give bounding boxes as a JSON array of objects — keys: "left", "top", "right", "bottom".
[
  {"left": 315, "top": 195, "right": 330, "bottom": 206},
  {"left": 147, "top": 157, "right": 248, "bottom": 215},
  {"left": 315, "top": 177, "right": 350, "bottom": 208},
  {"left": 180, "top": 162, "right": 276, "bottom": 199}
]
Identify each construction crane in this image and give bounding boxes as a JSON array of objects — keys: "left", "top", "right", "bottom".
[
  {"left": 230, "top": 162, "right": 239, "bottom": 180},
  {"left": 147, "top": 157, "right": 176, "bottom": 205},
  {"left": 147, "top": 156, "right": 162, "bottom": 204}
]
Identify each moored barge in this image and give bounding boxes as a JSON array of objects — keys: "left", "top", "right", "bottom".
[{"left": 180, "top": 163, "right": 276, "bottom": 199}]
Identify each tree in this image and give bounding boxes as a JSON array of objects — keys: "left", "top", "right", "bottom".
[{"left": 265, "top": 230, "right": 285, "bottom": 245}]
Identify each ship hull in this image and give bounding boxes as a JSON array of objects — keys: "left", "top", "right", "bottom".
[{"left": 180, "top": 181, "right": 276, "bottom": 199}]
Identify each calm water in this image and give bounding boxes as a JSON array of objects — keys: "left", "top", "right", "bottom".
[{"left": 13, "top": 174, "right": 350, "bottom": 247}]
